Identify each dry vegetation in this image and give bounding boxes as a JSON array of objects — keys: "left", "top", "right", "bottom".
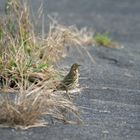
[
  {"left": 0, "top": 81, "right": 81, "bottom": 129},
  {"left": 0, "top": 0, "right": 122, "bottom": 130},
  {"left": 0, "top": 0, "right": 94, "bottom": 129}
]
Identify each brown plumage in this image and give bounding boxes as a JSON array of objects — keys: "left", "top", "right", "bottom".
[{"left": 56, "top": 63, "right": 80, "bottom": 98}]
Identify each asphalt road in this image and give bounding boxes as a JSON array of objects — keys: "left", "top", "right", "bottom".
[{"left": 0, "top": 0, "right": 140, "bottom": 140}]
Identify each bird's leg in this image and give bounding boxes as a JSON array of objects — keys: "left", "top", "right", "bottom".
[
  {"left": 66, "top": 89, "right": 71, "bottom": 100},
  {"left": 50, "top": 117, "right": 55, "bottom": 125}
]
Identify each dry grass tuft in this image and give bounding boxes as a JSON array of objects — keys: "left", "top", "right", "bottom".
[
  {"left": 0, "top": 0, "right": 94, "bottom": 89},
  {"left": 0, "top": 0, "right": 108, "bottom": 129},
  {"left": 0, "top": 0, "right": 87, "bottom": 129},
  {"left": 0, "top": 81, "right": 81, "bottom": 129}
]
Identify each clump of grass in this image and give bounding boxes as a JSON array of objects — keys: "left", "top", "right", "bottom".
[
  {"left": 0, "top": 0, "right": 91, "bottom": 89},
  {"left": 0, "top": 81, "right": 81, "bottom": 129},
  {"left": 0, "top": 0, "right": 88, "bottom": 128},
  {"left": 94, "top": 32, "right": 120, "bottom": 48}
]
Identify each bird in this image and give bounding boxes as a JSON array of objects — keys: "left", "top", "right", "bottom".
[{"left": 56, "top": 63, "right": 80, "bottom": 99}]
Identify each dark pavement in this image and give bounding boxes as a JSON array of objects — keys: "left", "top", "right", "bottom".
[{"left": 0, "top": 0, "right": 140, "bottom": 140}]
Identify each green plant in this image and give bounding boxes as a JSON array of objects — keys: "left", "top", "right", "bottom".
[{"left": 94, "top": 33, "right": 118, "bottom": 48}]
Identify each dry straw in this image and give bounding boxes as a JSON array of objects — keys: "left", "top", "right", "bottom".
[{"left": 0, "top": 0, "right": 94, "bottom": 129}]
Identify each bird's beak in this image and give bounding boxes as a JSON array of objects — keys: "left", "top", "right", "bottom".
[{"left": 78, "top": 64, "right": 81, "bottom": 67}]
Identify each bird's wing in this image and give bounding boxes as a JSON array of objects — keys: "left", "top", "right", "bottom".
[{"left": 62, "top": 75, "right": 73, "bottom": 85}]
